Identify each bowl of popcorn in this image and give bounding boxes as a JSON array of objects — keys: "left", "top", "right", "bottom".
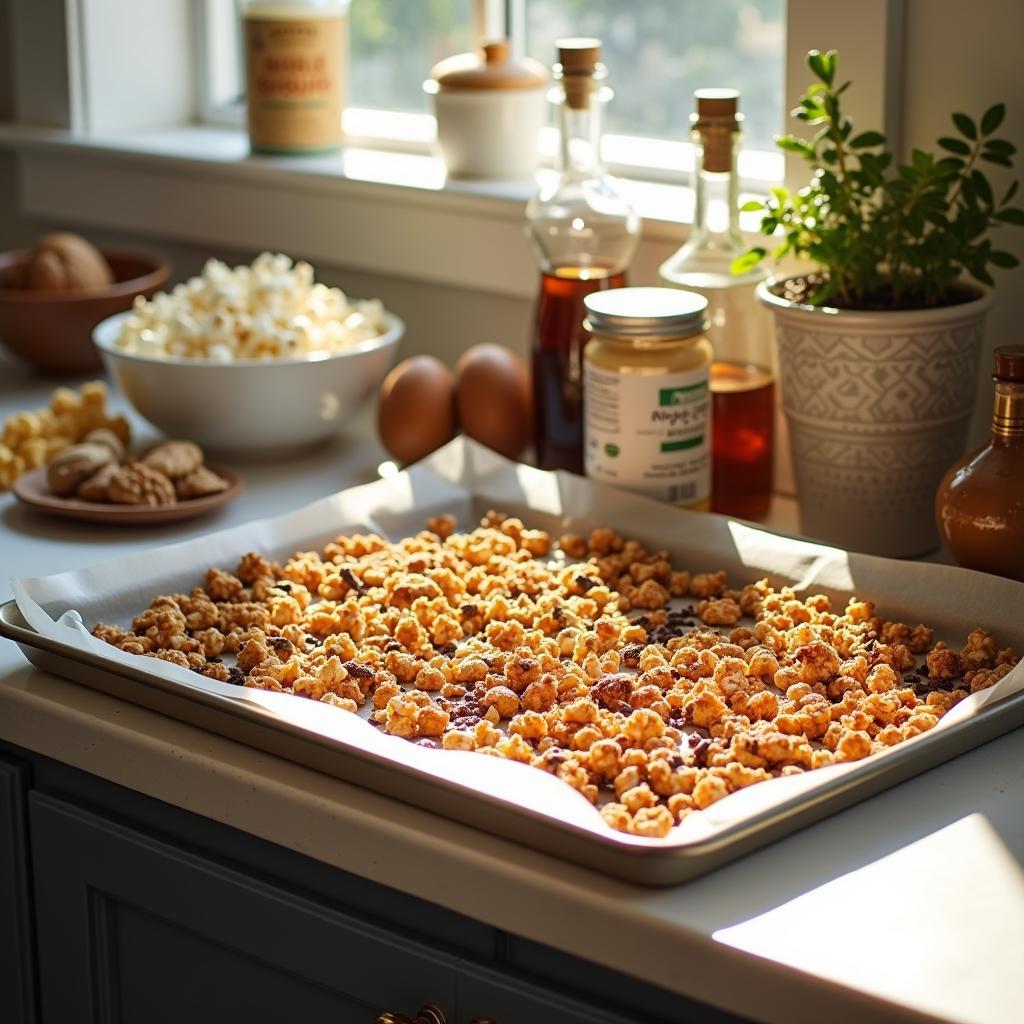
[{"left": 93, "top": 253, "right": 404, "bottom": 453}]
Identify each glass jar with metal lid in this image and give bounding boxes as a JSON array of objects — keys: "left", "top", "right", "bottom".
[{"left": 582, "top": 286, "right": 712, "bottom": 510}]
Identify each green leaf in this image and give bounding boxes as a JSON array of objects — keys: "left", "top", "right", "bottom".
[
  {"left": 1003, "top": 180, "right": 1020, "bottom": 204},
  {"left": 911, "top": 148, "right": 933, "bottom": 172},
  {"left": 740, "top": 199, "right": 765, "bottom": 212},
  {"left": 731, "top": 249, "right": 766, "bottom": 275},
  {"left": 989, "top": 250, "right": 1020, "bottom": 268},
  {"left": 981, "top": 103, "right": 1006, "bottom": 136},
  {"left": 938, "top": 137, "right": 971, "bottom": 156},
  {"left": 770, "top": 186, "right": 790, "bottom": 206},
  {"left": 968, "top": 265, "right": 995, "bottom": 287},
  {"left": 849, "top": 131, "right": 885, "bottom": 148},
  {"left": 981, "top": 153, "right": 1014, "bottom": 168},
  {"left": 807, "top": 49, "right": 835, "bottom": 86},
  {"left": 984, "top": 139, "right": 1017, "bottom": 155},
  {"left": 953, "top": 113, "right": 977, "bottom": 139},
  {"left": 807, "top": 280, "right": 836, "bottom": 305},
  {"left": 971, "top": 170, "right": 994, "bottom": 205},
  {"left": 995, "top": 207, "right": 1024, "bottom": 225},
  {"left": 935, "top": 157, "right": 965, "bottom": 176},
  {"left": 775, "top": 134, "right": 814, "bottom": 157}
]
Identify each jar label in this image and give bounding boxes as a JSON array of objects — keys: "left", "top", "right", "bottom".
[
  {"left": 244, "top": 15, "right": 346, "bottom": 152},
  {"left": 584, "top": 362, "right": 711, "bottom": 505}
]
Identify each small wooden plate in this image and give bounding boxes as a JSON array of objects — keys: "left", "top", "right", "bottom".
[{"left": 11, "top": 465, "right": 243, "bottom": 525}]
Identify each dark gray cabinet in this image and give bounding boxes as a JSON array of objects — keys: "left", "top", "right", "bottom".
[
  {"left": 1, "top": 741, "right": 750, "bottom": 1024},
  {"left": 30, "top": 794, "right": 459, "bottom": 1023},
  {"left": 0, "top": 756, "right": 37, "bottom": 1024}
]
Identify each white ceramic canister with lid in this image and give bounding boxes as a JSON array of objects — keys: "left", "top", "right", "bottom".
[{"left": 425, "top": 40, "right": 547, "bottom": 179}]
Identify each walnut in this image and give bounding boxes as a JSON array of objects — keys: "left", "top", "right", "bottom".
[
  {"left": 82, "top": 428, "right": 125, "bottom": 460},
  {"left": 175, "top": 465, "right": 230, "bottom": 500},
  {"left": 46, "top": 442, "right": 114, "bottom": 496},
  {"left": 142, "top": 440, "right": 204, "bottom": 479},
  {"left": 107, "top": 461, "right": 176, "bottom": 506},
  {"left": 75, "top": 462, "right": 118, "bottom": 502}
]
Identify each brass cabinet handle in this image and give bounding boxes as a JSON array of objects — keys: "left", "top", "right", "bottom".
[
  {"left": 470, "top": 1018, "right": 498, "bottom": 1024},
  {"left": 375, "top": 1004, "right": 447, "bottom": 1024}
]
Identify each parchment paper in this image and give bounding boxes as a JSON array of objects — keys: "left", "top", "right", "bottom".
[{"left": 12, "top": 437, "right": 1024, "bottom": 848}]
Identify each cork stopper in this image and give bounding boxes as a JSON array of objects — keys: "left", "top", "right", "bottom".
[
  {"left": 692, "top": 88, "right": 741, "bottom": 174},
  {"left": 695, "top": 88, "right": 739, "bottom": 119},
  {"left": 556, "top": 37, "right": 603, "bottom": 110},
  {"left": 994, "top": 345, "right": 1024, "bottom": 383}
]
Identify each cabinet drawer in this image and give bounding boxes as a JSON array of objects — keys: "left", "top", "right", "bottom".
[
  {"left": 30, "top": 793, "right": 458, "bottom": 1023},
  {"left": 458, "top": 960, "right": 644, "bottom": 1024}
]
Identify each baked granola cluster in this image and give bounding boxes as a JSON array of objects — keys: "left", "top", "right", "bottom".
[{"left": 92, "top": 512, "right": 1019, "bottom": 839}]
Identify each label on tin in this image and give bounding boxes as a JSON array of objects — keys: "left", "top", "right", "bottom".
[
  {"left": 584, "top": 361, "right": 711, "bottom": 505},
  {"left": 244, "top": 15, "right": 346, "bottom": 153}
]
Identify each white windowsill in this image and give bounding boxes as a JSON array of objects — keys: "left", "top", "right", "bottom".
[{"left": 0, "top": 122, "right": 769, "bottom": 300}]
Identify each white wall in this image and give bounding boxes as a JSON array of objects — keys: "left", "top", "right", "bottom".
[{"left": 901, "top": 0, "right": 1024, "bottom": 443}]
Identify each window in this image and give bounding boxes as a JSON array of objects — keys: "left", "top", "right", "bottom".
[
  {"left": 520, "top": 0, "right": 785, "bottom": 154},
  {"left": 348, "top": 0, "right": 476, "bottom": 115},
  {"left": 202, "top": 0, "right": 786, "bottom": 186}
]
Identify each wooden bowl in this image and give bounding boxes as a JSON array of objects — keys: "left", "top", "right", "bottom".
[{"left": 0, "top": 250, "right": 170, "bottom": 374}]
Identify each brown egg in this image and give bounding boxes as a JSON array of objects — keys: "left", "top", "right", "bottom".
[
  {"left": 25, "top": 233, "right": 114, "bottom": 292},
  {"left": 377, "top": 355, "right": 457, "bottom": 465},
  {"left": 454, "top": 344, "right": 532, "bottom": 459}
]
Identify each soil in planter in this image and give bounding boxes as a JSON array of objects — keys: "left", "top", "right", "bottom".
[{"left": 771, "top": 274, "right": 980, "bottom": 311}]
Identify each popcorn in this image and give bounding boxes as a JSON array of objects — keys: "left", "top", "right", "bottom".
[{"left": 114, "top": 252, "right": 387, "bottom": 361}]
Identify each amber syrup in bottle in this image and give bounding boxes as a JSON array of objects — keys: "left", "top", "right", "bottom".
[
  {"left": 660, "top": 90, "right": 777, "bottom": 515},
  {"left": 710, "top": 362, "right": 774, "bottom": 519},
  {"left": 533, "top": 265, "right": 626, "bottom": 473},
  {"left": 525, "top": 39, "right": 639, "bottom": 473}
]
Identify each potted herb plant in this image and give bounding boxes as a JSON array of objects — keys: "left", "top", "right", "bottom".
[{"left": 737, "top": 50, "right": 1022, "bottom": 557}]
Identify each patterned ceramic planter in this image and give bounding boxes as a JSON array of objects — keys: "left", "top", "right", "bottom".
[{"left": 758, "top": 279, "right": 995, "bottom": 557}]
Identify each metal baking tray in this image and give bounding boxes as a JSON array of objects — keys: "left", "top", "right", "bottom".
[{"left": 4, "top": 597, "right": 1024, "bottom": 886}]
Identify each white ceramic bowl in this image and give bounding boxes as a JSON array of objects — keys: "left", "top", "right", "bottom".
[{"left": 93, "top": 309, "right": 403, "bottom": 454}]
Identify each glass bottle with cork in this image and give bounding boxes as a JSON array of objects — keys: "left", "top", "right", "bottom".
[
  {"left": 659, "top": 89, "right": 775, "bottom": 520},
  {"left": 935, "top": 346, "right": 1024, "bottom": 582},
  {"left": 526, "top": 38, "right": 640, "bottom": 474}
]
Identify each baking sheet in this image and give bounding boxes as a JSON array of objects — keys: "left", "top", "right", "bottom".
[{"left": 8, "top": 437, "right": 1024, "bottom": 881}]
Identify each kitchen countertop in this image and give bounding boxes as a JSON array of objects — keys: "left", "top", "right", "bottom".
[{"left": 1, "top": 359, "right": 1021, "bottom": 1024}]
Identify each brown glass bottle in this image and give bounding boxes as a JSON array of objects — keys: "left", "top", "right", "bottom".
[
  {"left": 533, "top": 265, "right": 626, "bottom": 472},
  {"left": 935, "top": 346, "right": 1024, "bottom": 582}
]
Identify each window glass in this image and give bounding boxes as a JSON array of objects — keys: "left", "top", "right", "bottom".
[
  {"left": 349, "top": 0, "right": 476, "bottom": 114},
  {"left": 523, "top": 0, "right": 786, "bottom": 152}
]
